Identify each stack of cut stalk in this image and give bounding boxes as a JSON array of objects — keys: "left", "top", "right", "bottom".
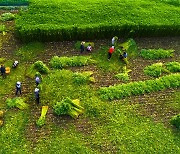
[
  {"left": 0, "top": 110, "right": 4, "bottom": 127},
  {"left": 36, "top": 106, "right": 48, "bottom": 127},
  {"left": 53, "top": 98, "right": 84, "bottom": 118}
]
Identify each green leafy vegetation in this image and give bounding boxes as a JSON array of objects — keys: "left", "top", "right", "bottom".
[
  {"left": 15, "top": 0, "right": 180, "bottom": 42},
  {"left": 72, "top": 71, "right": 95, "bottom": 85},
  {"left": 144, "top": 62, "right": 164, "bottom": 77},
  {"left": 99, "top": 73, "right": 180, "bottom": 100},
  {"left": 165, "top": 61, "right": 180, "bottom": 73},
  {"left": 50, "top": 56, "right": 96, "bottom": 69},
  {"left": 0, "top": 24, "right": 6, "bottom": 34},
  {"left": 6, "top": 97, "right": 28, "bottom": 109},
  {"left": 115, "top": 66, "right": 132, "bottom": 81},
  {"left": 53, "top": 98, "right": 84, "bottom": 119},
  {"left": 170, "top": 114, "right": 180, "bottom": 129},
  {"left": 141, "top": 48, "right": 174, "bottom": 59},
  {"left": 0, "top": 12, "right": 15, "bottom": 21}
]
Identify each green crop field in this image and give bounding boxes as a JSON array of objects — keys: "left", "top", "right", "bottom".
[
  {"left": 15, "top": 0, "right": 180, "bottom": 41},
  {"left": 0, "top": 1, "right": 180, "bottom": 153}
]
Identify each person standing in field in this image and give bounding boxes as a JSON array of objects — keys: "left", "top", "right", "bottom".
[
  {"left": 112, "top": 36, "right": 118, "bottom": 46},
  {"left": 0, "top": 64, "right": 6, "bottom": 78},
  {"left": 86, "top": 44, "right": 92, "bottom": 52},
  {"left": 35, "top": 76, "right": 41, "bottom": 86},
  {"left": 16, "top": 81, "right": 22, "bottom": 96},
  {"left": 80, "top": 41, "right": 85, "bottom": 53},
  {"left": 108, "top": 46, "right": 115, "bottom": 60},
  {"left": 34, "top": 88, "right": 40, "bottom": 104}
]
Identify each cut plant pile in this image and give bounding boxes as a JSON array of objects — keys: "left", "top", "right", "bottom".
[
  {"left": 53, "top": 98, "right": 84, "bottom": 119},
  {"left": 6, "top": 97, "right": 28, "bottom": 109},
  {"left": 36, "top": 106, "right": 48, "bottom": 127},
  {"left": 99, "top": 73, "right": 180, "bottom": 100}
]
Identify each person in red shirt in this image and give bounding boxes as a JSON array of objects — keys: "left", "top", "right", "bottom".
[{"left": 108, "top": 46, "right": 115, "bottom": 60}]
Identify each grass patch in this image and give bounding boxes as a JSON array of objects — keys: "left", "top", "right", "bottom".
[
  {"left": 15, "top": 42, "right": 45, "bottom": 61},
  {"left": 0, "top": 110, "right": 30, "bottom": 153},
  {"left": 50, "top": 56, "right": 96, "bottom": 69}
]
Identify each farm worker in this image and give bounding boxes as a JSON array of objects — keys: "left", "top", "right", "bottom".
[
  {"left": 12, "top": 61, "right": 19, "bottom": 68},
  {"left": 0, "top": 64, "right": 6, "bottom": 78},
  {"left": 112, "top": 37, "right": 115, "bottom": 45},
  {"left": 123, "top": 51, "right": 127, "bottom": 58},
  {"left": 86, "top": 44, "right": 92, "bottom": 52},
  {"left": 35, "top": 76, "right": 41, "bottom": 86},
  {"left": 80, "top": 41, "right": 85, "bottom": 53},
  {"left": 108, "top": 46, "right": 115, "bottom": 60},
  {"left": 34, "top": 88, "right": 40, "bottom": 104},
  {"left": 16, "top": 81, "right": 22, "bottom": 95}
]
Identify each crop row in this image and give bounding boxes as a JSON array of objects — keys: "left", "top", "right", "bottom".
[{"left": 99, "top": 73, "right": 180, "bottom": 100}]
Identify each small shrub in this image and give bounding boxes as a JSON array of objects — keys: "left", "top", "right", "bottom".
[
  {"left": 165, "top": 62, "right": 180, "bottom": 73},
  {"left": 144, "top": 63, "right": 163, "bottom": 77},
  {"left": 115, "top": 73, "right": 129, "bottom": 81},
  {"left": 170, "top": 114, "right": 180, "bottom": 129},
  {"left": 34, "top": 61, "right": 49, "bottom": 74},
  {"left": 141, "top": 48, "right": 174, "bottom": 59},
  {"left": 6, "top": 97, "right": 28, "bottom": 110},
  {"left": 1, "top": 13, "right": 15, "bottom": 21}
]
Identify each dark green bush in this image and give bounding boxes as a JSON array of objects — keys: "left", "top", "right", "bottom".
[
  {"left": 50, "top": 56, "right": 96, "bottom": 69},
  {"left": 99, "top": 73, "right": 180, "bottom": 100},
  {"left": 165, "top": 62, "right": 180, "bottom": 73},
  {"left": 170, "top": 114, "right": 180, "bottom": 129},
  {"left": 34, "top": 61, "right": 49, "bottom": 74},
  {"left": 141, "top": 49, "right": 174, "bottom": 59}
]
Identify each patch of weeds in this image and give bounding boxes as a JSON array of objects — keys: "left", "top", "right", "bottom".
[{"left": 15, "top": 42, "right": 45, "bottom": 61}]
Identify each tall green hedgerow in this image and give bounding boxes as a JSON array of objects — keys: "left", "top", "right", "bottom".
[
  {"left": 50, "top": 56, "right": 96, "bottom": 69},
  {"left": 99, "top": 73, "right": 180, "bottom": 100},
  {"left": 141, "top": 49, "right": 174, "bottom": 59}
]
